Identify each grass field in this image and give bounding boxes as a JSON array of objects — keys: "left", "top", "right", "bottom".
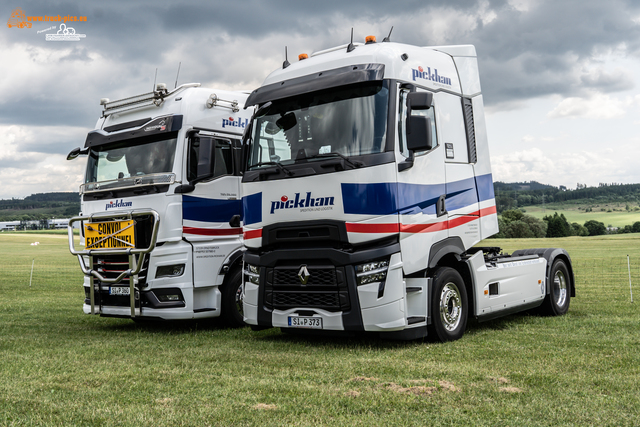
[
  {"left": 1, "top": 232, "right": 639, "bottom": 426},
  {"left": 522, "top": 203, "right": 640, "bottom": 228}
]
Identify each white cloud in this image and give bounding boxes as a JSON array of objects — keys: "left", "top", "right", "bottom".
[
  {"left": 491, "top": 147, "right": 621, "bottom": 187},
  {"left": 0, "top": 125, "right": 86, "bottom": 198},
  {"left": 507, "top": 0, "right": 534, "bottom": 12},
  {"left": 547, "top": 93, "right": 637, "bottom": 119}
]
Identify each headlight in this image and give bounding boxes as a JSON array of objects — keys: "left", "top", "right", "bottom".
[
  {"left": 155, "top": 264, "right": 185, "bottom": 278},
  {"left": 244, "top": 263, "right": 260, "bottom": 285},
  {"left": 355, "top": 259, "right": 389, "bottom": 285}
]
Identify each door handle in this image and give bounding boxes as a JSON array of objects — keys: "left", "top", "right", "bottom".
[{"left": 437, "top": 194, "right": 447, "bottom": 217}]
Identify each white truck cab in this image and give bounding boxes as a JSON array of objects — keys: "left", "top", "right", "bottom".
[
  {"left": 68, "top": 83, "right": 252, "bottom": 325},
  {"left": 240, "top": 38, "right": 574, "bottom": 341}
]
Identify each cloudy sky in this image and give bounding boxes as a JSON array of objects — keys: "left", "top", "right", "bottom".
[{"left": 3, "top": 0, "right": 640, "bottom": 199}]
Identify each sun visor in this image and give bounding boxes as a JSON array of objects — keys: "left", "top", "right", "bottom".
[
  {"left": 245, "top": 63, "right": 385, "bottom": 108},
  {"left": 84, "top": 115, "right": 183, "bottom": 148}
]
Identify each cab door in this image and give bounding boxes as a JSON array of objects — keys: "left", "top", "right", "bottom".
[
  {"left": 436, "top": 92, "right": 480, "bottom": 248},
  {"left": 182, "top": 132, "right": 242, "bottom": 287},
  {"left": 395, "top": 86, "right": 447, "bottom": 275}
]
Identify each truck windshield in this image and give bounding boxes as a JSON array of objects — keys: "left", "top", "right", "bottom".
[
  {"left": 85, "top": 136, "right": 177, "bottom": 183},
  {"left": 248, "top": 81, "right": 388, "bottom": 170}
]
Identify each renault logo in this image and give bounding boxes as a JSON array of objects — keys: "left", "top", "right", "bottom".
[{"left": 298, "top": 265, "right": 310, "bottom": 285}]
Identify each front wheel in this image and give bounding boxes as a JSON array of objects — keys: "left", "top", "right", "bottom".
[
  {"left": 220, "top": 268, "right": 244, "bottom": 327},
  {"left": 428, "top": 267, "right": 468, "bottom": 342},
  {"left": 539, "top": 259, "right": 571, "bottom": 316}
]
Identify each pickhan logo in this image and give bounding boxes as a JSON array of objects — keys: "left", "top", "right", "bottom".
[
  {"left": 412, "top": 66, "right": 452, "bottom": 86},
  {"left": 270, "top": 192, "right": 335, "bottom": 214},
  {"left": 105, "top": 199, "right": 133, "bottom": 210},
  {"left": 222, "top": 117, "right": 248, "bottom": 129}
]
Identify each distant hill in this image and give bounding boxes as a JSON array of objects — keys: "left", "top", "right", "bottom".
[
  {"left": 494, "top": 182, "right": 640, "bottom": 213},
  {"left": 0, "top": 192, "right": 80, "bottom": 221},
  {"left": 494, "top": 181, "right": 558, "bottom": 192}
]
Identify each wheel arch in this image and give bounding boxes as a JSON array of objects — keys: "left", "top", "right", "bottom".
[
  {"left": 218, "top": 247, "right": 245, "bottom": 283},
  {"left": 428, "top": 243, "right": 476, "bottom": 320}
]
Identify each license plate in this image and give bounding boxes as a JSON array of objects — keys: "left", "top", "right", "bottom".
[
  {"left": 288, "top": 316, "right": 323, "bottom": 329},
  {"left": 84, "top": 220, "right": 135, "bottom": 249},
  {"left": 109, "top": 286, "right": 130, "bottom": 296}
]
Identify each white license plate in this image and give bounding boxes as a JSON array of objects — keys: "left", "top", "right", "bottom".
[
  {"left": 288, "top": 316, "right": 323, "bottom": 329},
  {"left": 109, "top": 286, "right": 130, "bottom": 296}
]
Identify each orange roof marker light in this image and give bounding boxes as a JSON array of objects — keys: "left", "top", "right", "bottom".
[
  {"left": 298, "top": 53, "right": 309, "bottom": 60},
  {"left": 365, "top": 35, "right": 376, "bottom": 44}
]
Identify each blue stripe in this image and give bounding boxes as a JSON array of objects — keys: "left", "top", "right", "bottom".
[
  {"left": 242, "top": 174, "right": 495, "bottom": 223},
  {"left": 183, "top": 195, "right": 241, "bottom": 223},
  {"left": 445, "top": 176, "right": 479, "bottom": 212},
  {"left": 242, "top": 192, "right": 263, "bottom": 226},
  {"left": 396, "top": 182, "right": 443, "bottom": 215},
  {"left": 342, "top": 182, "right": 397, "bottom": 215},
  {"left": 475, "top": 173, "right": 495, "bottom": 202},
  {"left": 341, "top": 173, "right": 494, "bottom": 216}
]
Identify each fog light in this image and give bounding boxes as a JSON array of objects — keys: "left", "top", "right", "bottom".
[
  {"left": 157, "top": 294, "right": 181, "bottom": 302},
  {"left": 156, "top": 264, "right": 185, "bottom": 278},
  {"left": 244, "top": 264, "right": 260, "bottom": 285},
  {"left": 355, "top": 259, "right": 389, "bottom": 285}
]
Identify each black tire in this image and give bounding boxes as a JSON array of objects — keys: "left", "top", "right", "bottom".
[
  {"left": 539, "top": 259, "right": 571, "bottom": 316},
  {"left": 428, "top": 267, "right": 468, "bottom": 342},
  {"left": 220, "top": 267, "right": 245, "bottom": 327}
]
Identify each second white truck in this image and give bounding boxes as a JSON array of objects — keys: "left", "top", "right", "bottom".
[
  {"left": 68, "top": 83, "right": 252, "bottom": 325},
  {"left": 240, "top": 36, "right": 574, "bottom": 341}
]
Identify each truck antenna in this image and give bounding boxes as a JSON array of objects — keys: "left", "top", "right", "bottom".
[
  {"left": 347, "top": 28, "right": 355, "bottom": 52},
  {"left": 283, "top": 46, "right": 290, "bottom": 69},
  {"left": 153, "top": 68, "right": 158, "bottom": 92},
  {"left": 174, "top": 62, "right": 181, "bottom": 88},
  {"left": 382, "top": 26, "right": 394, "bottom": 42}
]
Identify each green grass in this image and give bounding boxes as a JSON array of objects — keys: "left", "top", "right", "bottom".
[
  {"left": 523, "top": 203, "right": 640, "bottom": 227},
  {"left": 1, "top": 233, "right": 639, "bottom": 426}
]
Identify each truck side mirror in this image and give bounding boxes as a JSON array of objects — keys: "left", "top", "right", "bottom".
[
  {"left": 66, "top": 147, "right": 88, "bottom": 161},
  {"left": 406, "top": 116, "right": 433, "bottom": 152},
  {"left": 407, "top": 92, "right": 432, "bottom": 111}
]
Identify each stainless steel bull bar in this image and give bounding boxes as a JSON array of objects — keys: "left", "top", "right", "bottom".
[{"left": 68, "top": 209, "right": 160, "bottom": 317}]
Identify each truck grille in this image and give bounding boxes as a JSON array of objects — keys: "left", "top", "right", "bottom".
[
  {"left": 273, "top": 268, "right": 336, "bottom": 286},
  {"left": 265, "top": 265, "right": 349, "bottom": 312},
  {"left": 86, "top": 254, "right": 149, "bottom": 307}
]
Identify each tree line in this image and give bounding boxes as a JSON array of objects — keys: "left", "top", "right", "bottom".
[
  {"left": 493, "top": 210, "right": 636, "bottom": 239},
  {"left": 0, "top": 192, "right": 80, "bottom": 221}
]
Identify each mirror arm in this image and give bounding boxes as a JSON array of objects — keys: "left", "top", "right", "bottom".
[{"left": 174, "top": 183, "right": 195, "bottom": 194}]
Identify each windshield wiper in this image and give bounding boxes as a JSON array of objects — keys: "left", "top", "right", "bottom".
[
  {"left": 304, "top": 152, "right": 363, "bottom": 168},
  {"left": 249, "top": 161, "right": 293, "bottom": 177}
]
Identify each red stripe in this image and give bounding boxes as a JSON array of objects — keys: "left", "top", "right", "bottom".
[
  {"left": 183, "top": 227, "right": 242, "bottom": 236},
  {"left": 243, "top": 229, "right": 262, "bottom": 239},
  {"left": 479, "top": 205, "right": 497, "bottom": 216},
  {"left": 346, "top": 204, "right": 497, "bottom": 235},
  {"left": 400, "top": 221, "right": 448, "bottom": 233}
]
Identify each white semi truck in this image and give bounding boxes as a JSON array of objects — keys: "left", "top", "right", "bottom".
[
  {"left": 67, "top": 83, "right": 252, "bottom": 325},
  {"left": 240, "top": 37, "right": 574, "bottom": 341}
]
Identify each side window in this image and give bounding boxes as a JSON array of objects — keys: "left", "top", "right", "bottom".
[
  {"left": 187, "top": 135, "right": 233, "bottom": 183},
  {"left": 212, "top": 138, "right": 233, "bottom": 177},
  {"left": 398, "top": 90, "right": 438, "bottom": 158}
]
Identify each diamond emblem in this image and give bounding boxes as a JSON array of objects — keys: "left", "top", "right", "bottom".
[{"left": 298, "top": 265, "right": 310, "bottom": 285}]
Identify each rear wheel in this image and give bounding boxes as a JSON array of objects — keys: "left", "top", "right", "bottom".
[
  {"left": 540, "top": 259, "right": 571, "bottom": 316},
  {"left": 429, "top": 267, "right": 468, "bottom": 342},
  {"left": 221, "top": 268, "right": 244, "bottom": 327}
]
